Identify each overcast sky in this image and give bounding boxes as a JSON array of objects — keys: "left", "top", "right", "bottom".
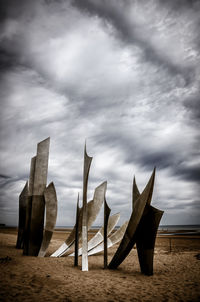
[{"left": 0, "top": 0, "right": 200, "bottom": 227}]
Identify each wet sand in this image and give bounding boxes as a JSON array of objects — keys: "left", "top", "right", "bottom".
[{"left": 0, "top": 228, "right": 200, "bottom": 302}]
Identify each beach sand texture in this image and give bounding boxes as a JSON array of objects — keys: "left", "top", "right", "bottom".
[{"left": 0, "top": 228, "right": 200, "bottom": 302}]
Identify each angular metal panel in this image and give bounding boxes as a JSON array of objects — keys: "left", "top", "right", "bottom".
[
  {"left": 23, "top": 196, "right": 32, "bottom": 255},
  {"left": 69, "top": 213, "right": 120, "bottom": 257},
  {"left": 88, "top": 220, "right": 128, "bottom": 256},
  {"left": 50, "top": 181, "right": 106, "bottom": 257},
  {"left": 16, "top": 181, "right": 28, "bottom": 249},
  {"left": 104, "top": 200, "right": 111, "bottom": 268},
  {"left": 28, "top": 156, "right": 36, "bottom": 196},
  {"left": 23, "top": 156, "right": 36, "bottom": 255},
  {"left": 28, "top": 137, "right": 50, "bottom": 256},
  {"left": 136, "top": 205, "right": 164, "bottom": 275},
  {"left": 132, "top": 176, "right": 140, "bottom": 210},
  {"left": 108, "top": 168, "right": 155, "bottom": 269},
  {"left": 82, "top": 144, "right": 92, "bottom": 271},
  {"left": 74, "top": 193, "right": 80, "bottom": 267},
  {"left": 38, "top": 182, "right": 57, "bottom": 257}
]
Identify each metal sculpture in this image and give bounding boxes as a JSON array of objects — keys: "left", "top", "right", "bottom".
[
  {"left": 16, "top": 181, "right": 28, "bottom": 249},
  {"left": 51, "top": 181, "right": 107, "bottom": 257},
  {"left": 69, "top": 213, "right": 120, "bottom": 257},
  {"left": 20, "top": 138, "right": 57, "bottom": 257},
  {"left": 135, "top": 204, "right": 163, "bottom": 275},
  {"left": 23, "top": 156, "right": 36, "bottom": 255},
  {"left": 108, "top": 168, "right": 155, "bottom": 269},
  {"left": 27, "top": 137, "right": 50, "bottom": 256},
  {"left": 132, "top": 178, "right": 164, "bottom": 275},
  {"left": 82, "top": 144, "right": 92, "bottom": 271},
  {"left": 88, "top": 220, "right": 129, "bottom": 256},
  {"left": 104, "top": 200, "right": 111, "bottom": 268},
  {"left": 74, "top": 194, "right": 80, "bottom": 267},
  {"left": 38, "top": 182, "right": 58, "bottom": 257},
  {"left": 17, "top": 139, "right": 164, "bottom": 276}
]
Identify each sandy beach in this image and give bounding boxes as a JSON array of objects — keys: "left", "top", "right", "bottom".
[{"left": 0, "top": 228, "right": 200, "bottom": 302}]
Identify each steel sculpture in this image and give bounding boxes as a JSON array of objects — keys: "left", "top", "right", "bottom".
[
  {"left": 23, "top": 156, "right": 36, "bottom": 255},
  {"left": 21, "top": 138, "right": 57, "bottom": 257},
  {"left": 17, "top": 139, "right": 164, "bottom": 276},
  {"left": 88, "top": 220, "right": 129, "bottom": 256},
  {"left": 104, "top": 200, "right": 111, "bottom": 268},
  {"left": 28, "top": 137, "right": 50, "bottom": 256},
  {"left": 74, "top": 193, "right": 80, "bottom": 267},
  {"left": 82, "top": 144, "right": 93, "bottom": 271},
  {"left": 135, "top": 204, "right": 163, "bottom": 275},
  {"left": 38, "top": 182, "right": 58, "bottom": 257},
  {"left": 132, "top": 178, "right": 164, "bottom": 275},
  {"left": 51, "top": 181, "right": 107, "bottom": 257},
  {"left": 16, "top": 181, "right": 28, "bottom": 249},
  {"left": 108, "top": 168, "right": 155, "bottom": 269},
  {"left": 69, "top": 213, "right": 120, "bottom": 257}
]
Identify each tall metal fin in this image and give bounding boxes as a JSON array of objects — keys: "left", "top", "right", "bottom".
[
  {"left": 74, "top": 193, "right": 80, "bottom": 267},
  {"left": 23, "top": 156, "right": 36, "bottom": 255},
  {"left": 108, "top": 169, "right": 156, "bottom": 269},
  {"left": 104, "top": 199, "right": 111, "bottom": 268},
  {"left": 51, "top": 181, "right": 106, "bottom": 257},
  {"left": 38, "top": 182, "right": 57, "bottom": 257},
  {"left": 132, "top": 176, "right": 140, "bottom": 210},
  {"left": 28, "top": 137, "right": 50, "bottom": 256},
  {"left": 82, "top": 144, "right": 92, "bottom": 271},
  {"left": 88, "top": 220, "right": 128, "bottom": 256},
  {"left": 136, "top": 205, "right": 164, "bottom": 275},
  {"left": 69, "top": 213, "right": 120, "bottom": 257},
  {"left": 16, "top": 181, "right": 28, "bottom": 249}
]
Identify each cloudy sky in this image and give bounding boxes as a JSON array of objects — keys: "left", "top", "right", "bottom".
[{"left": 0, "top": 0, "right": 200, "bottom": 227}]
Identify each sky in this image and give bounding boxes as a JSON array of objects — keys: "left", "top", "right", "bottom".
[{"left": 0, "top": 0, "right": 200, "bottom": 227}]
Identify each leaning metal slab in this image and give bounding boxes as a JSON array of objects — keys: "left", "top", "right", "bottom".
[
  {"left": 69, "top": 213, "right": 120, "bottom": 256},
  {"left": 88, "top": 220, "right": 129, "bottom": 256},
  {"left": 38, "top": 182, "right": 58, "bottom": 257},
  {"left": 51, "top": 181, "right": 107, "bottom": 257},
  {"left": 108, "top": 168, "right": 155, "bottom": 269},
  {"left": 136, "top": 204, "right": 164, "bottom": 275}
]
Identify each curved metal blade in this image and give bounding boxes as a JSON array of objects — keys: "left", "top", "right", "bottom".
[
  {"left": 88, "top": 220, "right": 129, "bottom": 256},
  {"left": 51, "top": 181, "right": 107, "bottom": 257},
  {"left": 38, "top": 182, "right": 57, "bottom": 257},
  {"left": 69, "top": 212, "right": 120, "bottom": 256},
  {"left": 108, "top": 168, "right": 156, "bottom": 269}
]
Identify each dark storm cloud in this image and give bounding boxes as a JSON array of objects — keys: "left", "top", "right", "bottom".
[
  {"left": 0, "top": 49, "right": 20, "bottom": 72},
  {"left": 175, "top": 165, "right": 200, "bottom": 183},
  {"left": 72, "top": 0, "right": 196, "bottom": 83},
  {"left": 183, "top": 96, "right": 200, "bottom": 123}
]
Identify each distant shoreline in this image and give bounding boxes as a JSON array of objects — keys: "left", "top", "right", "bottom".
[{"left": 1, "top": 225, "right": 200, "bottom": 237}]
